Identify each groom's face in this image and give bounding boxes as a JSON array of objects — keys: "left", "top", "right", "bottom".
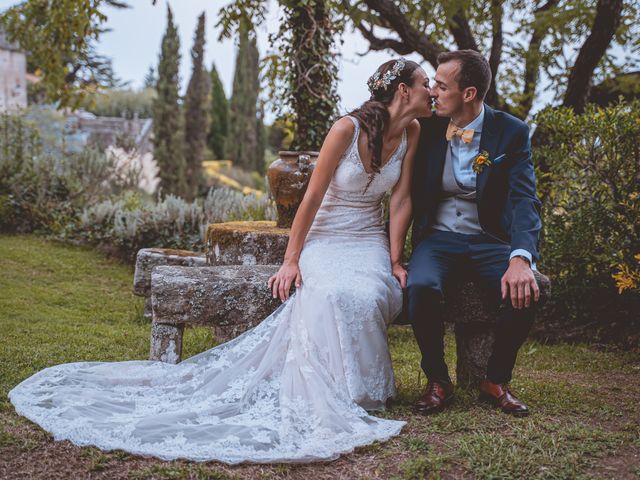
[{"left": 432, "top": 61, "right": 465, "bottom": 118}]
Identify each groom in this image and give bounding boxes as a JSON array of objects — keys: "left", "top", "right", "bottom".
[{"left": 408, "top": 50, "right": 542, "bottom": 417}]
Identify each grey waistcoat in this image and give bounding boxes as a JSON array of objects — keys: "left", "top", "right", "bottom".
[{"left": 431, "top": 144, "right": 483, "bottom": 234}]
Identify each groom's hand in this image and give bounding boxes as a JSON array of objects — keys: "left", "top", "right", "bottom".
[{"left": 501, "top": 257, "right": 540, "bottom": 309}]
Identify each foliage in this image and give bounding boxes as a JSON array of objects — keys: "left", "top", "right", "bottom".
[
  {"left": 613, "top": 253, "right": 640, "bottom": 294},
  {"left": 336, "top": 0, "right": 638, "bottom": 117},
  {"left": 143, "top": 65, "right": 156, "bottom": 89},
  {"left": 203, "top": 160, "right": 264, "bottom": 193},
  {"left": 0, "top": 0, "right": 128, "bottom": 107},
  {"left": 79, "top": 88, "right": 156, "bottom": 119},
  {"left": 184, "top": 12, "right": 209, "bottom": 199},
  {"left": 152, "top": 6, "right": 187, "bottom": 198},
  {"left": 271, "top": 0, "right": 339, "bottom": 151},
  {"left": 266, "top": 116, "right": 294, "bottom": 153},
  {"left": 208, "top": 64, "right": 229, "bottom": 160},
  {"left": 221, "top": 0, "right": 639, "bottom": 118},
  {"left": 0, "top": 112, "right": 139, "bottom": 235},
  {"left": 534, "top": 99, "right": 640, "bottom": 343},
  {"left": 75, "top": 188, "right": 275, "bottom": 262},
  {"left": 589, "top": 71, "right": 640, "bottom": 107},
  {"left": 226, "top": 23, "right": 263, "bottom": 172},
  {"left": 218, "top": 0, "right": 340, "bottom": 151},
  {"left": 0, "top": 110, "right": 273, "bottom": 263}
]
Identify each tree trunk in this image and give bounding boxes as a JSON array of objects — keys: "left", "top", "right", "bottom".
[
  {"left": 563, "top": 0, "right": 623, "bottom": 113},
  {"left": 485, "top": 0, "right": 503, "bottom": 107}
]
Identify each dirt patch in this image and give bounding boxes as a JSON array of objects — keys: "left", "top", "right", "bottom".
[{"left": 589, "top": 443, "right": 640, "bottom": 480}]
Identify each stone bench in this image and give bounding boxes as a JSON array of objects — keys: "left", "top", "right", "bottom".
[
  {"left": 149, "top": 265, "right": 280, "bottom": 363},
  {"left": 145, "top": 265, "right": 549, "bottom": 387},
  {"left": 137, "top": 222, "right": 550, "bottom": 386}
]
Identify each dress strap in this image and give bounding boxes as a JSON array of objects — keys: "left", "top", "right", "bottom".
[{"left": 345, "top": 115, "right": 361, "bottom": 155}]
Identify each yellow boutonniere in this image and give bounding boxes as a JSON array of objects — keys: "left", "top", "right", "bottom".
[{"left": 472, "top": 150, "right": 492, "bottom": 174}]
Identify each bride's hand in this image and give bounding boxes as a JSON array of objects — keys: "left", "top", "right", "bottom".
[
  {"left": 392, "top": 263, "right": 407, "bottom": 289},
  {"left": 268, "top": 261, "right": 302, "bottom": 302}
]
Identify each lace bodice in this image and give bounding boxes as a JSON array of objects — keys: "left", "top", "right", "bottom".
[{"left": 308, "top": 116, "right": 407, "bottom": 238}]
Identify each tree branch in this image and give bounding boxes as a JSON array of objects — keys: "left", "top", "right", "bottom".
[
  {"left": 563, "top": 0, "right": 624, "bottom": 113},
  {"left": 354, "top": 21, "right": 416, "bottom": 55},
  {"left": 449, "top": 9, "right": 478, "bottom": 51},
  {"left": 521, "top": 0, "right": 559, "bottom": 118},
  {"left": 361, "top": 0, "right": 445, "bottom": 67}
]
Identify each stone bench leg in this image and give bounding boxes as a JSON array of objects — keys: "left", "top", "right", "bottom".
[
  {"left": 149, "top": 321, "right": 184, "bottom": 364},
  {"left": 143, "top": 297, "right": 153, "bottom": 320},
  {"left": 454, "top": 322, "right": 495, "bottom": 388}
]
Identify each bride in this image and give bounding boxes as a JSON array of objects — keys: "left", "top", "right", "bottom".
[{"left": 9, "top": 58, "right": 432, "bottom": 464}]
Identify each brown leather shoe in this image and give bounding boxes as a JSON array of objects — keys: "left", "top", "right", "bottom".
[
  {"left": 479, "top": 379, "right": 529, "bottom": 417},
  {"left": 414, "top": 380, "right": 454, "bottom": 415}
]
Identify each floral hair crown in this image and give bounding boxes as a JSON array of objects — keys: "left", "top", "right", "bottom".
[{"left": 367, "top": 58, "right": 407, "bottom": 95}]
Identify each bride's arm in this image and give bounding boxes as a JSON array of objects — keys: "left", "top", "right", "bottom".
[
  {"left": 388, "top": 119, "right": 421, "bottom": 288},
  {"left": 268, "top": 117, "right": 355, "bottom": 301}
]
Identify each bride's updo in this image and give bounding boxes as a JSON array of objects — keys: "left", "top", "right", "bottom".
[{"left": 348, "top": 58, "right": 421, "bottom": 173}]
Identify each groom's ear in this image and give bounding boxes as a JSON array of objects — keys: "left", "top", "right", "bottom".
[{"left": 462, "top": 86, "right": 478, "bottom": 103}]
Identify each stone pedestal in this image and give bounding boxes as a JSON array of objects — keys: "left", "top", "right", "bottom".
[
  {"left": 205, "top": 221, "right": 289, "bottom": 266},
  {"left": 449, "top": 270, "right": 551, "bottom": 387}
]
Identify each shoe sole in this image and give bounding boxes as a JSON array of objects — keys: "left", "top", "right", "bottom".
[{"left": 478, "top": 392, "right": 529, "bottom": 417}]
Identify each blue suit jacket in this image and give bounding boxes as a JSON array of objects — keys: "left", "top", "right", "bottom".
[{"left": 411, "top": 104, "right": 542, "bottom": 261}]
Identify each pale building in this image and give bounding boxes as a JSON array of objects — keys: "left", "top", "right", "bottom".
[{"left": 0, "top": 29, "right": 27, "bottom": 111}]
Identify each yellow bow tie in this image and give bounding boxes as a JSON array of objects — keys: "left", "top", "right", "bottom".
[{"left": 446, "top": 122, "right": 475, "bottom": 144}]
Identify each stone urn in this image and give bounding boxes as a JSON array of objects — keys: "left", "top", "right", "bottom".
[{"left": 267, "top": 151, "right": 318, "bottom": 228}]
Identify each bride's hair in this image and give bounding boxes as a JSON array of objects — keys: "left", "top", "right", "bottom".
[{"left": 347, "top": 58, "right": 421, "bottom": 173}]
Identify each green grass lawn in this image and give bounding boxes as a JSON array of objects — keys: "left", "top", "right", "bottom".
[{"left": 0, "top": 234, "right": 638, "bottom": 479}]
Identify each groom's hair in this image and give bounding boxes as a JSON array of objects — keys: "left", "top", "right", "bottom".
[{"left": 437, "top": 50, "right": 491, "bottom": 101}]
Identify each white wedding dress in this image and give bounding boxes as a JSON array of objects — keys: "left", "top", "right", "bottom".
[{"left": 9, "top": 116, "right": 408, "bottom": 464}]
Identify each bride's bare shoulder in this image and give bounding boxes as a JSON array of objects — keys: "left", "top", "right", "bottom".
[
  {"left": 318, "top": 117, "right": 356, "bottom": 153},
  {"left": 329, "top": 116, "right": 356, "bottom": 137}
]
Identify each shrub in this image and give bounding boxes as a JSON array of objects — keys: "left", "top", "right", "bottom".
[
  {"left": 533, "top": 100, "right": 640, "bottom": 346},
  {"left": 0, "top": 112, "right": 141, "bottom": 234},
  {"left": 79, "top": 88, "right": 156, "bottom": 119},
  {"left": 76, "top": 188, "right": 276, "bottom": 262}
]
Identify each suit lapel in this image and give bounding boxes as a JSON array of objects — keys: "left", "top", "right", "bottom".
[{"left": 476, "top": 104, "right": 501, "bottom": 202}]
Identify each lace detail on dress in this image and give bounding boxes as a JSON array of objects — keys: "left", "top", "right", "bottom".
[
  {"left": 343, "top": 115, "right": 407, "bottom": 194},
  {"left": 8, "top": 114, "right": 410, "bottom": 464}
]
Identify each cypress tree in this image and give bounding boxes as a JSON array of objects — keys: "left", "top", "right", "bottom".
[
  {"left": 143, "top": 65, "right": 156, "bottom": 89},
  {"left": 152, "top": 6, "right": 186, "bottom": 197},
  {"left": 208, "top": 63, "right": 229, "bottom": 160},
  {"left": 226, "top": 23, "right": 260, "bottom": 171},
  {"left": 183, "top": 12, "right": 209, "bottom": 199}
]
